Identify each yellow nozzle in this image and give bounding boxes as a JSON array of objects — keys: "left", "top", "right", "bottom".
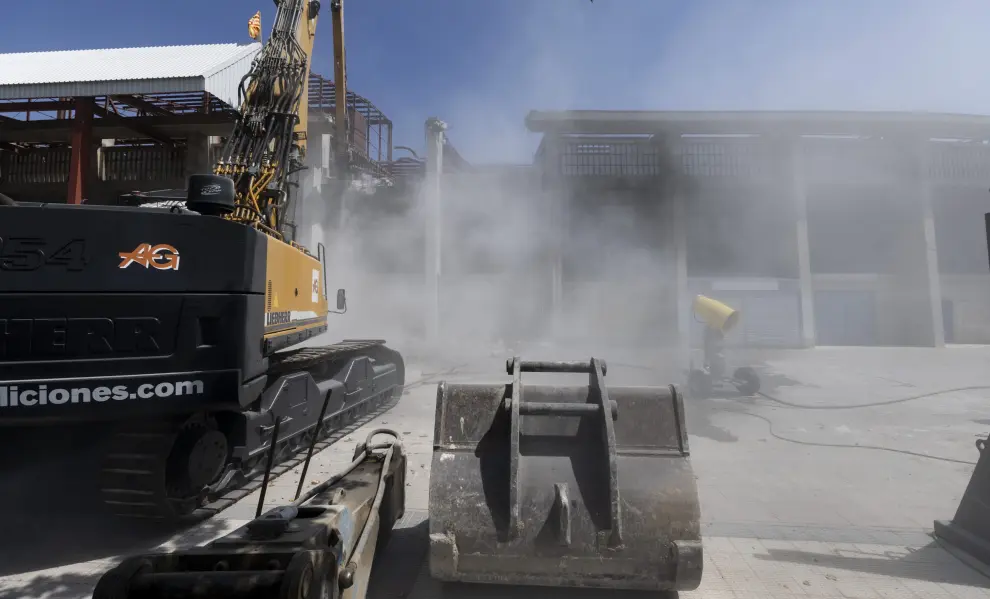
[{"left": 693, "top": 294, "right": 739, "bottom": 334}]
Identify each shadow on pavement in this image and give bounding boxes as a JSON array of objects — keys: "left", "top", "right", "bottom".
[
  {"left": 754, "top": 367, "right": 804, "bottom": 396},
  {"left": 684, "top": 396, "right": 740, "bottom": 442},
  {"left": 0, "top": 517, "right": 234, "bottom": 599},
  {"left": 756, "top": 541, "right": 990, "bottom": 588},
  {"left": 369, "top": 519, "right": 428, "bottom": 598},
  {"left": 1, "top": 571, "right": 102, "bottom": 599},
  {"left": 367, "top": 515, "right": 679, "bottom": 599},
  {"left": 679, "top": 355, "right": 812, "bottom": 444},
  {"left": 4, "top": 517, "right": 674, "bottom": 599},
  {"left": 0, "top": 510, "right": 184, "bottom": 578},
  {"left": 427, "top": 582, "right": 676, "bottom": 599},
  {"left": 0, "top": 426, "right": 198, "bottom": 578}
]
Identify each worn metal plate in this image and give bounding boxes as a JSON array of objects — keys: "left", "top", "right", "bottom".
[{"left": 428, "top": 358, "right": 703, "bottom": 591}]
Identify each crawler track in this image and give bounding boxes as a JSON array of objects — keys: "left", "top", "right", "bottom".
[{"left": 99, "top": 340, "right": 421, "bottom": 522}]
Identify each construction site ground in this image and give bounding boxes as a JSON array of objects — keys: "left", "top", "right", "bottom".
[{"left": 3, "top": 345, "right": 990, "bottom": 599}]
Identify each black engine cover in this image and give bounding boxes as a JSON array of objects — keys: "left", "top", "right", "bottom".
[{"left": 0, "top": 203, "right": 270, "bottom": 423}]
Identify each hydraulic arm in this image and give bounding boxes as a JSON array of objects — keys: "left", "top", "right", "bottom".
[{"left": 215, "top": 0, "right": 321, "bottom": 239}]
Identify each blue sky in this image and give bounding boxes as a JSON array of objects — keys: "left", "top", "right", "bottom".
[{"left": 3, "top": 0, "right": 989, "bottom": 162}]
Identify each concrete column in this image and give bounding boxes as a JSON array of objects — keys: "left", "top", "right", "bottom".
[
  {"left": 918, "top": 143, "right": 945, "bottom": 347},
  {"left": 551, "top": 187, "right": 564, "bottom": 331},
  {"left": 542, "top": 136, "right": 565, "bottom": 338},
  {"left": 321, "top": 133, "right": 332, "bottom": 184},
  {"left": 309, "top": 149, "right": 321, "bottom": 195},
  {"left": 791, "top": 139, "right": 817, "bottom": 347},
  {"left": 881, "top": 137, "right": 943, "bottom": 347},
  {"left": 184, "top": 132, "right": 210, "bottom": 177},
  {"left": 674, "top": 191, "right": 691, "bottom": 369},
  {"left": 424, "top": 118, "right": 447, "bottom": 344},
  {"left": 306, "top": 193, "right": 326, "bottom": 252},
  {"left": 88, "top": 139, "right": 102, "bottom": 201},
  {"left": 306, "top": 133, "right": 333, "bottom": 248},
  {"left": 300, "top": 133, "right": 332, "bottom": 252}
]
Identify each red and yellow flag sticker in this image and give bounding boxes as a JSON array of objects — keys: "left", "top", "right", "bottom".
[{"left": 248, "top": 11, "right": 262, "bottom": 40}]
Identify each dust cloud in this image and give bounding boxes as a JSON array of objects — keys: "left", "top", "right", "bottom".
[{"left": 310, "top": 0, "right": 990, "bottom": 362}]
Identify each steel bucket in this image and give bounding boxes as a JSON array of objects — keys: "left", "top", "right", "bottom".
[
  {"left": 935, "top": 435, "right": 990, "bottom": 567},
  {"left": 428, "top": 357, "right": 703, "bottom": 591}
]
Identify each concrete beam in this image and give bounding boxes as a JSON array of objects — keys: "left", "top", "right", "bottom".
[
  {"left": 93, "top": 104, "right": 174, "bottom": 145},
  {"left": 110, "top": 95, "right": 173, "bottom": 117},
  {"left": 0, "top": 113, "right": 236, "bottom": 143},
  {"left": 0, "top": 100, "right": 72, "bottom": 112},
  {"left": 525, "top": 110, "right": 990, "bottom": 139}
]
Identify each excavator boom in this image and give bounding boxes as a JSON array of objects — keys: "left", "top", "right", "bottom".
[{"left": 215, "top": 0, "right": 322, "bottom": 238}]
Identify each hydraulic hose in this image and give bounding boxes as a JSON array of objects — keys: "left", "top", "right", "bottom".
[
  {"left": 611, "top": 360, "right": 984, "bottom": 465},
  {"left": 292, "top": 428, "right": 400, "bottom": 507},
  {"left": 756, "top": 385, "right": 990, "bottom": 410}
]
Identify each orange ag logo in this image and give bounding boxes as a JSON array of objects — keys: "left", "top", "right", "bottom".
[{"left": 118, "top": 243, "right": 180, "bottom": 271}]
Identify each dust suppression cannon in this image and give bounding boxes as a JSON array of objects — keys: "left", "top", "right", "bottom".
[
  {"left": 428, "top": 357, "right": 704, "bottom": 591},
  {"left": 688, "top": 294, "right": 760, "bottom": 398}
]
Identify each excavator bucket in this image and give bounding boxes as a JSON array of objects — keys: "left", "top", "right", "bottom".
[
  {"left": 428, "top": 357, "right": 703, "bottom": 591},
  {"left": 934, "top": 435, "right": 990, "bottom": 566}
]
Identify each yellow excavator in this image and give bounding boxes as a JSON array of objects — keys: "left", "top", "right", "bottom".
[{"left": 0, "top": 0, "right": 403, "bottom": 522}]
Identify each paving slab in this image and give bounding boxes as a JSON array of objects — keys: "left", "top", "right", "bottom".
[{"left": 3, "top": 347, "right": 990, "bottom": 599}]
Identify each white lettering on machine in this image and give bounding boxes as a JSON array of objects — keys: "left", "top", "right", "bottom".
[{"left": 0, "top": 380, "right": 206, "bottom": 407}]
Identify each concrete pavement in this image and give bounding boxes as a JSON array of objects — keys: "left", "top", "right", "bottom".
[{"left": 3, "top": 346, "right": 990, "bottom": 598}]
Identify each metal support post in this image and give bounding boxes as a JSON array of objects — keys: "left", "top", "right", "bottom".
[{"left": 66, "top": 98, "right": 94, "bottom": 205}]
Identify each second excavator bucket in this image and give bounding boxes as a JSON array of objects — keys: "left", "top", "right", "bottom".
[
  {"left": 934, "top": 435, "right": 990, "bottom": 567},
  {"left": 428, "top": 357, "right": 703, "bottom": 591}
]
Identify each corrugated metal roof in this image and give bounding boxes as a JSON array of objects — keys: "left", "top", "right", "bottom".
[{"left": 0, "top": 43, "right": 261, "bottom": 107}]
